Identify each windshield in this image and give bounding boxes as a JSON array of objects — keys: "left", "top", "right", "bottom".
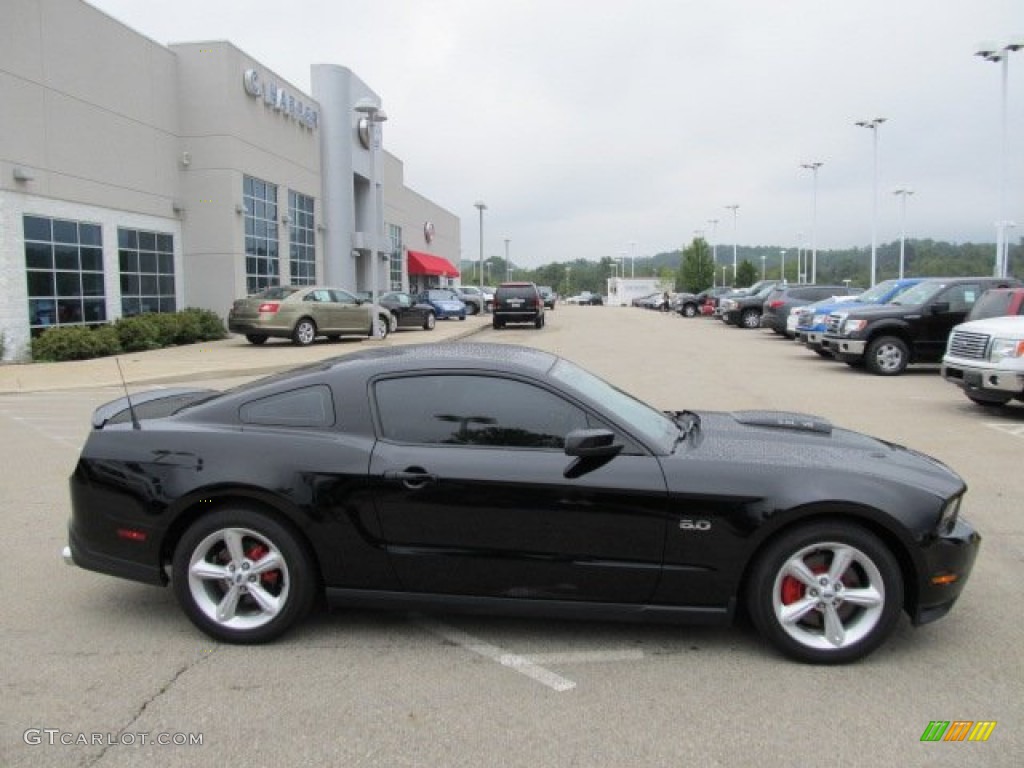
[
  {"left": 550, "top": 358, "right": 676, "bottom": 451},
  {"left": 890, "top": 281, "right": 944, "bottom": 306},
  {"left": 427, "top": 290, "right": 456, "bottom": 300},
  {"left": 856, "top": 280, "right": 898, "bottom": 303}
]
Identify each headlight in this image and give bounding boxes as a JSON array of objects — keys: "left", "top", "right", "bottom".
[
  {"left": 813, "top": 313, "right": 827, "bottom": 324},
  {"left": 990, "top": 338, "right": 1024, "bottom": 363},
  {"left": 937, "top": 495, "right": 962, "bottom": 535},
  {"left": 842, "top": 318, "right": 868, "bottom": 335}
]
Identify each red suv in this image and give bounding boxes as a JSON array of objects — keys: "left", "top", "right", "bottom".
[{"left": 493, "top": 282, "right": 546, "bottom": 329}]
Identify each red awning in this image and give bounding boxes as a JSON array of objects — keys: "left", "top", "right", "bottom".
[{"left": 407, "top": 250, "right": 460, "bottom": 278}]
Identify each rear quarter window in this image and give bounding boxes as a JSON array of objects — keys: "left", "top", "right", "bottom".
[{"left": 239, "top": 385, "right": 335, "bottom": 428}]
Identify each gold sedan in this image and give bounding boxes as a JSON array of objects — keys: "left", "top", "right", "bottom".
[{"left": 228, "top": 286, "right": 391, "bottom": 345}]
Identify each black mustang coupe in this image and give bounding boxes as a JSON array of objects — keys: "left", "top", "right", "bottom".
[{"left": 64, "top": 343, "right": 979, "bottom": 663}]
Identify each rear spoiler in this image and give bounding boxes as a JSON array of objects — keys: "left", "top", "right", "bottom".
[{"left": 92, "top": 387, "right": 219, "bottom": 429}]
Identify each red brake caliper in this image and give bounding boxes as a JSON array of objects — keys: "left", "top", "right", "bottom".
[
  {"left": 245, "top": 543, "right": 279, "bottom": 586},
  {"left": 781, "top": 563, "right": 828, "bottom": 605}
]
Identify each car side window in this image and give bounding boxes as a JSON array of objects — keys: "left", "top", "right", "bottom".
[
  {"left": 330, "top": 290, "right": 357, "bottom": 305},
  {"left": 239, "top": 385, "right": 335, "bottom": 428},
  {"left": 939, "top": 284, "right": 979, "bottom": 313},
  {"left": 375, "top": 375, "right": 590, "bottom": 449},
  {"left": 306, "top": 289, "right": 332, "bottom": 303}
]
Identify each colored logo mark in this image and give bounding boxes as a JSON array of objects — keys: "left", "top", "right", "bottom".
[{"left": 920, "top": 721, "right": 997, "bottom": 742}]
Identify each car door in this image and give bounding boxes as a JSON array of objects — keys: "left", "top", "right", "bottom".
[
  {"left": 302, "top": 288, "right": 337, "bottom": 332},
  {"left": 368, "top": 373, "right": 670, "bottom": 604},
  {"left": 920, "top": 283, "right": 982, "bottom": 361},
  {"left": 329, "top": 288, "right": 368, "bottom": 332}
]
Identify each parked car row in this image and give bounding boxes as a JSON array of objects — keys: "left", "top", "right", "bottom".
[{"left": 695, "top": 276, "right": 1024, "bottom": 407}]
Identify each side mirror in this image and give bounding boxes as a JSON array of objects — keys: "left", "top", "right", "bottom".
[
  {"left": 930, "top": 301, "right": 950, "bottom": 314},
  {"left": 564, "top": 428, "right": 623, "bottom": 458}
]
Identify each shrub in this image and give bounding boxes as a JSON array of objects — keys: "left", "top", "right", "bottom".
[
  {"left": 115, "top": 315, "right": 162, "bottom": 352},
  {"left": 32, "top": 325, "right": 123, "bottom": 362},
  {"left": 180, "top": 307, "right": 227, "bottom": 341}
]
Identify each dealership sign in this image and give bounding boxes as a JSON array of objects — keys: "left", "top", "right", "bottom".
[{"left": 243, "top": 69, "right": 318, "bottom": 130}]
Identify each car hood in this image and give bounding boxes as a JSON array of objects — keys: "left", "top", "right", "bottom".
[{"left": 664, "top": 409, "right": 964, "bottom": 502}]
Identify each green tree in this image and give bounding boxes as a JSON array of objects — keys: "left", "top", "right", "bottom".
[
  {"left": 679, "top": 237, "right": 715, "bottom": 292},
  {"left": 736, "top": 260, "right": 757, "bottom": 287}
]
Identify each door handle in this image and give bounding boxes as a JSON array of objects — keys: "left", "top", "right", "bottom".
[{"left": 383, "top": 469, "right": 438, "bottom": 489}]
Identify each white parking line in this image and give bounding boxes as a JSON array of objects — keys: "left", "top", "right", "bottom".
[
  {"left": 416, "top": 618, "right": 578, "bottom": 692},
  {"left": 986, "top": 422, "right": 1024, "bottom": 438}
]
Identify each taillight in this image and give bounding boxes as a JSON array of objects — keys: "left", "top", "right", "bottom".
[
  {"left": 258, "top": 302, "right": 280, "bottom": 313},
  {"left": 117, "top": 528, "right": 148, "bottom": 542},
  {"left": 768, "top": 300, "right": 784, "bottom": 309}
]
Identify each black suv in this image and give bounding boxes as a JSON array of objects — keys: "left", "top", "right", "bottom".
[
  {"left": 821, "top": 276, "right": 1021, "bottom": 375},
  {"left": 761, "top": 283, "right": 859, "bottom": 336},
  {"left": 493, "top": 282, "right": 546, "bottom": 329}
]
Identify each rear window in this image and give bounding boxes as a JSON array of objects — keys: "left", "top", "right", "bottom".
[
  {"left": 967, "top": 290, "right": 1016, "bottom": 321},
  {"left": 254, "top": 286, "right": 299, "bottom": 300},
  {"left": 497, "top": 285, "right": 538, "bottom": 299}
]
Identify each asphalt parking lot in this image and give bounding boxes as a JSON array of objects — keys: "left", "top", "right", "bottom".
[{"left": 1, "top": 305, "right": 1020, "bottom": 767}]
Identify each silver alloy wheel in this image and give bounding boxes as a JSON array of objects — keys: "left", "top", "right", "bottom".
[
  {"left": 423, "top": 312, "right": 436, "bottom": 330},
  {"left": 293, "top": 319, "right": 316, "bottom": 345},
  {"left": 870, "top": 341, "right": 906, "bottom": 373},
  {"left": 741, "top": 309, "right": 761, "bottom": 328},
  {"left": 186, "top": 526, "right": 290, "bottom": 632},
  {"left": 771, "top": 541, "right": 885, "bottom": 652},
  {"left": 374, "top": 315, "right": 389, "bottom": 339}
]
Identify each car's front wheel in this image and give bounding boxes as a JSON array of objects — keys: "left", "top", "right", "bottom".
[
  {"left": 372, "top": 315, "right": 390, "bottom": 340},
  {"left": 740, "top": 309, "right": 762, "bottom": 329},
  {"left": 865, "top": 336, "right": 909, "bottom": 375},
  {"left": 683, "top": 303, "right": 698, "bottom": 318},
  {"left": 423, "top": 311, "right": 436, "bottom": 330},
  {"left": 172, "top": 508, "right": 317, "bottom": 644},
  {"left": 746, "top": 521, "right": 903, "bottom": 664},
  {"left": 291, "top": 318, "right": 317, "bottom": 346},
  {"left": 965, "top": 392, "right": 1012, "bottom": 407},
  {"left": 245, "top": 334, "right": 268, "bottom": 345}
]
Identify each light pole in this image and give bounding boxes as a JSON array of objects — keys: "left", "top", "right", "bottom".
[
  {"left": 707, "top": 218, "right": 720, "bottom": 286},
  {"left": 800, "top": 162, "right": 823, "bottom": 283},
  {"left": 629, "top": 241, "right": 637, "bottom": 278},
  {"left": 893, "top": 188, "right": 914, "bottom": 279},
  {"left": 565, "top": 265, "right": 572, "bottom": 296},
  {"left": 780, "top": 249, "right": 787, "bottom": 282},
  {"left": 474, "top": 201, "right": 487, "bottom": 292},
  {"left": 975, "top": 38, "right": 1024, "bottom": 277},
  {"left": 855, "top": 119, "right": 886, "bottom": 286},
  {"left": 504, "top": 237, "right": 511, "bottom": 281},
  {"left": 725, "top": 204, "right": 740, "bottom": 280},
  {"left": 796, "top": 231, "right": 805, "bottom": 282},
  {"left": 760, "top": 253, "right": 766, "bottom": 280},
  {"left": 354, "top": 98, "right": 388, "bottom": 340}
]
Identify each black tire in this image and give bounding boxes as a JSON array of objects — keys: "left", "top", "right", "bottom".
[
  {"left": 683, "top": 303, "right": 698, "bottom": 318},
  {"left": 534, "top": 314, "right": 544, "bottom": 329},
  {"left": 245, "top": 334, "right": 268, "bottom": 345},
  {"left": 326, "top": 335, "right": 341, "bottom": 342},
  {"left": 741, "top": 309, "right": 762, "bottom": 329},
  {"left": 865, "top": 336, "right": 909, "bottom": 376},
  {"left": 965, "top": 392, "right": 1012, "bottom": 407},
  {"left": 746, "top": 521, "right": 903, "bottom": 664},
  {"left": 371, "top": 315, "right": 389, "bottom": 340},
  {"left": 423, "top": 311, "right": 436, "bottom": 331},
  {"left": 465, "top": 302, "right": 478, "bottom": 316},
  {"left": 492, "top": 318, "right": 504, "bottom": 330},
  {"left": 814, "top": 349, "right": 832, "bottom": 358},
  {"left": 171, "top": 508, "right": 317, "bottom": 644},
  {"left": 291, "top": 318, "right": 317, "bottom": 346}
]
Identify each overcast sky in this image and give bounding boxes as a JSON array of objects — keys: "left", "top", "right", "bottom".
[{"left": 89, "top": 0, "right": 1023, "bottom": 267}]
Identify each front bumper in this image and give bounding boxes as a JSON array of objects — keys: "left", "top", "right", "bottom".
[
  {"left": 911, "top": 516, "right": 981, "bottom": 626},
  {"left": 942, "top": 361, "right": 1024, "bottom": 395},
  {"left": 821, "top": 335, "right": 866, "bottom": 356}
]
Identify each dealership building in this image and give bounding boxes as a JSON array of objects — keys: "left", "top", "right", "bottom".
[{"left": 0, "top": 0, "right": 461, "bottom": 361}]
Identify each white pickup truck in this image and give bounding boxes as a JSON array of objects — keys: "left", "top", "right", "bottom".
[{"left": 942, "top": 315, "right": 1024, "bottom": 406}]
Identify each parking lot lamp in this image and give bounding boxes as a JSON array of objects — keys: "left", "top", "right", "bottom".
[
  {"left": 504, "top": 237, "right": 511, "bottom": 282},
  {"left": 800, "top": 162, "right": 823, "bottom": 283},
  {"left": 354, "top": 98, "right": 387, "bottom": 339},
  {"left": 893, "top": 188, "right": 914, "bottom": 279},
  {"left": 725, "top": 205, "right": 740, "bottom": 278},
  {"left": 855, "top": 120, "right": 886, "bottom": 286},
  {"left": 975, "top": 39, "right": 1024, "bottom": 277},
  {"left": 474, "top": 201, "right": 487, "bottom": 292}
]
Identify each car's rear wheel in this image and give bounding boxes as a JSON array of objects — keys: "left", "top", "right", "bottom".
[
  {"left": 741, "top": 309, "right": 762, "bottom": 329},
  {"left": 291, "top": 318, "right": 316, "bottom": 346},
  {"left": 535, "top": 314, "right": 544, "bottom": 329},
  {"left": 683, "top": 304, "right": 698, "bottom": 318},
  {"left": 865, "top": 336, "right": 909, "bottom": 376},
  {"left": 372, "top": 315, "right": 389, "bottom": 340},
  {"left": 245, "top": 334, "right": 268, "bottom": 345},
  {"left": 172, "top": 508, "right": 316, "bottom": 644},
  {"left": 465, "top": 303, "right": 478, "bottom": 316},
  {"left": 423, "top": 312, "right": 436, "bottom": 330},
  {"left": 746, "top": 522, "right": 903, "bottom": 664},
  {"left": 492, "top": 318, "right": 504, "bottom": 330}
]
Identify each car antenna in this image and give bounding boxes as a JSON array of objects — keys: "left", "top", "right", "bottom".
[{"left": 115, "top": 357, "right": 142, "bottom": 431}]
